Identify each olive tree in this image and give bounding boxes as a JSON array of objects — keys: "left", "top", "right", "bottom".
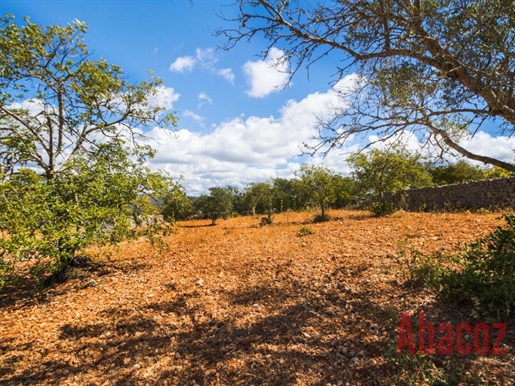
[
  {"left": 347, "top": 145, "right": 432, "bottom": 214},
  {"left": 218, "top": 0, "right": 515, "bottom": 172},
  {"left": 0, "top": 15, "right": 178, "bottom": 286},
  {"left": 295, "top": 164, "right": 335, "bottom": 219},
  {"left": 194, "top": 187, "right": 234, "bottom": 225},
  {"left": 244, "top": 180, "right": 275, "bottom": 221}
]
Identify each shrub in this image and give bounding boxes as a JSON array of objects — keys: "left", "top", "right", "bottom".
[
  {"left": 402, "top": 213, "right": 515, "bottom": 317},
  {"left": 259, "top": 216, "right": 273, "bottom": 227},
  {"left": 297, "top": 226, "right": 314, "bottom": 236},
  {"left": 371, "top": 200, "right": 397, "bottom": 217},
  {"left": 436, "top": 213, "right": 515, "bottom": 317}
]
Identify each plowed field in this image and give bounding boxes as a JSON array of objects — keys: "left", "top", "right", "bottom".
[{"left": 1, "top": 210, "right": 513, "bottom": 385}]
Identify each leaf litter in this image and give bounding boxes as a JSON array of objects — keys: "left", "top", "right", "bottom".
[{"left": 0, "top": 209, "right": 513, "bottom": 385}]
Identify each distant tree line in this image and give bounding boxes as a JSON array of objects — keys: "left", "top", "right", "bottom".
[{"left": 161, "top": 146, "right": 513, "bottom": 223}]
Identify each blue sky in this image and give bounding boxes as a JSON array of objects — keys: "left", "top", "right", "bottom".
[{"left": 2, "top": 1, "right": 514, "bottom": 195}]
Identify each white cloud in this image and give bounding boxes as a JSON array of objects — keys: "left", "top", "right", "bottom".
[
  {"left": 169, "top": 48, "right": 234, "bottom": 83},
  {"left": 195, "top": 48, "right": 217, "bottom": 67},
  {"left": 183, "top": 110, "right": 204, "bottom": 126},
  {"left": 169, "top": 56, "right": 195, "bottom": 72},
  {"left": 366, "top": 130, "right": 515, "bottom": 165},
  {"left": 148, "top": 86, "right": 180, "bottom": 111},
  {"left": 198, "top": 92, "right": 212, "bottom": 105},
  {"left": 145, "top": 74, "right": 360, "bottom": 195},
  {"left": 217, "top": 68, "right": 235, "bottom": 84},
  {"left": 458, "top": 132, "right": 515, "bottom": 164},
  {"left": 141, "top": 73, "right": 513, "bottom": 196},
  {"left": 243, "top": 47, "right": 290, "bottom": 98}
]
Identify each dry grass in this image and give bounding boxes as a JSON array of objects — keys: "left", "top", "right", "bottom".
[{"left": 1, "top": 209, "right": 513, "bottom": 385}]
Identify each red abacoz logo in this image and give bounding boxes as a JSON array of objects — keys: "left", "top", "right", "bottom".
[{"left": 397, "top": 312, "right": 507, "bottom": 356}]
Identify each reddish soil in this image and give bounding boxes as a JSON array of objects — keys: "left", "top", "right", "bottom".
[{"left": 1, "top": 210, "right": 514, "bottom": 385}]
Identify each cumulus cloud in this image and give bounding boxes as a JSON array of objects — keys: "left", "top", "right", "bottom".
[
  {"left": 145, "top": 74, "right": 361, "bottom": 195},
  {"left": 147, "top": 86, "right": 180, "bottom": 111},
  {"left": 366, "top": 130, "right": 515, "bottom": 166},
  {"left": 217, "top": 68, "right": 235, "bottom": 84},
  {"left": 169, "top": 56, "right": 195, "bottom": 72},
  {"left": 183, "top": 110, "right": 204, "bottom": 126},
  {"left": 243, "top": 47, "right": 290, "bottom": 98},
  {"left": 169, "top": 48, "right": 235, "bottom": 83},
  {"left": 458, "top": 132, "right": 515, "bottom": 164},
  {"left": 141, "top": 73, "right": 513, "bottom": 195}
]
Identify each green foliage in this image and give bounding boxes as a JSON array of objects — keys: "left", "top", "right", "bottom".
[
  {"left": 194, "top": 187, "right": 234, "bottom": 225},
  {"left": 271, "top": 177, "right": 302, "bottom": 213},
  {"left": 331, "top": 175, "right": 357, "bottom": 208},
  {"left": 244, "top": 180, "right": 274, "bottom": 219},
  {"left": 348, "top": 146, "right": 432, "bottom": 213},
  {"left": 397, "top": 239, "right": 442, "bottom": 289},
  {"left": 221, "top": 0, "right": 515, "bottom": 173},
  {"left": 0, "top": 15, "right": 176, "bottom": 177},
  {"left": 370, "top": 200, "right": 397, "bottom": 217},
  {"left": 160, "top": 182, "right": 193, "bottom": 221},
  {"left": 435, "top": 213, "right": 515, "bottom": 317},
  {"left": 295, "top": 164, "right": 336, "bottom": 217},
  {"left": 483, "top": 166, "right": 513, "bottom": 180},
  {"left": 385, "top": 343, "right": 446, "bottom": 386},
  {"left": 398, "top": 214, "right": 515, "bottom": 317},
  {"left": 297, "top": 226, "right": 314, "bottom": 236},
  {"left": 0, "top": 15, "right": 179, "bottom": 289},
  {"left": 0, "top": 141, "right": 175, "bottom": 287},
  {"left": 428, "top": 160, "right": 489, "bottom": 186}
]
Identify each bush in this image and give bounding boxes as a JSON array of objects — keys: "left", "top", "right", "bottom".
[
  {"left": 297, "top": 226, "right": 314, "bottom": 236},
  {"left": 370, "top": 200, "right": 397, "bottom": 217},
  {"left": 259, "top": 216, "right": 273, "bottom": 227},
  {"left": 436, "top": 213, "right": 515, "bottom": 317},
  {"left": 398, "top": 238, "right": 442, "bottom": 289},
  {"left": 403, "top": 213, "right": 515, "bottom": 317}
]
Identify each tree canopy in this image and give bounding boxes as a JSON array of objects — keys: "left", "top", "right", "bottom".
[
  {"left": 348, "top": 145, "right": 432, "bottom": 200},
  {"left": 0, "top": 14, "right": 176, "bottom": 178},
  {"left": 0, "top": 15, "right": 178, "bottom": 288},
  {"left": 295, "top": 164, "right": 336, "bottom": 218},
  {"left": 194, "top": 187, "right": 234, "bottom": 225},
  {"left": 218, "top": 0, "right": 515, "bottom": 172}
]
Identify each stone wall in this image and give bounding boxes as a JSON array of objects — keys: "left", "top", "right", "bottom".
[{"left": 389, "top": 177, "right": 515, "bottom": 211}]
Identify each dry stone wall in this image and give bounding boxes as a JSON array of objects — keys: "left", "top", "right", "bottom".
[{"left": 388, "top": 177, "right": 515, "bottom": 211}]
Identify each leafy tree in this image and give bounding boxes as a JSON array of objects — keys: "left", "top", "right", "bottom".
[
  {"left": 348, "top": 146, "right": 432, "bottom": 208},
  {"left": 194, "top": 187, "right": 234, "bottom": 225},
  {"left": 483, "top": 166, "right": 513, "bottom": 180},
  {"left": 428, "top": 160, "right": 489, "bottom": 186},
  {"left": 226, "top": 185, "right": 246, "bottom": 216},
  {"left": 427, "top": 160, "right": 513, "bottom": 186},
  {"left": 271, "top": 177, "right": 302, "bottom": 212},
  {"left": 0, "top": 15, "right": 178, "bottom": 287},
  {"left": 295, "top": 164, "right": 335, "bottom": 219},
  {"left": 244, "top": 180, "right": 274, "bottom": 221},
  {"left": 160, "top": 182, "right": 193, "bottom": 221},
  {"left": 331, "top": 174, "right": 357, "bottom": 208},
  {"left": 219, "top": 0, "right": 515, "bottom": 172}
]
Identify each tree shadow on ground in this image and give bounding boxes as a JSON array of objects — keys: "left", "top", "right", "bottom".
[{"left": 1, "top": 262, "right": 507, "bottom": 385}]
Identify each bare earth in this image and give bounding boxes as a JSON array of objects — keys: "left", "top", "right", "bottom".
[{"left": 1, "top": 210, "right": 514, "bottom": 385}]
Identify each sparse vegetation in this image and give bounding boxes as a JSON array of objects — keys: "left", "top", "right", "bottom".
[
  {"left": 297, "top": 225, "right": 314, "bottom": 236},
  {"left": 2, "top": 10, "right": 515, "bottom": 386},
  {"left": 399, "top": 213, "right": 515, "bottom": 318},
  {"left": 2, "top": 210, "right": 512, "bottom": 385}
]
